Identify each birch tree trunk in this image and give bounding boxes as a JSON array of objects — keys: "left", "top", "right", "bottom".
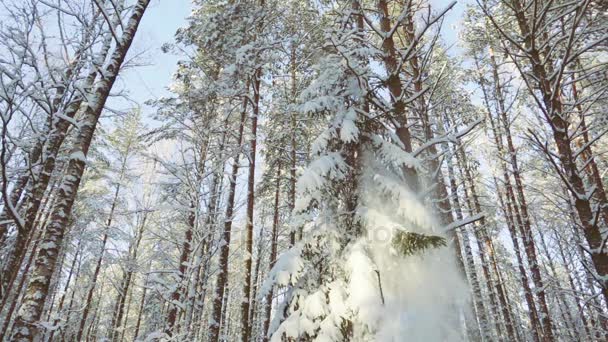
[
  {"left": 1, "top": 22, "right": 115, "bottom": 300},
  {"left": 10, "top": 2, "right": 150, "bottom": 339}
]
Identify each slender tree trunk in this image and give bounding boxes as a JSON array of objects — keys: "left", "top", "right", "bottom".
[
  {"left": 445, "top": 146, "right": 487, "bottom": 341},
  {"left": 455, "top": 148, "right": 504, "bottom": 340},
  {"left": 488, "top": 50, "right": 554, "bottom": 339},
  {"left": 133, "top": 268, "right": 150, "bottom": 341},
  {"left": 209, "top": 92, "right": 249, "bottom": 342},
  {"left": 242, "top": 67, "right": 260, "bottom": 342},
  {"left": 111, "top": 211, "right": 147, "bottom": 341},
  {"left": 263, "top": 164, "right": 281, "bottom": 341},
  {"left": 289, "top": 39, "right": 298, "bottom": 246},
  {"left": 166, "top": 203, "right": 195, "bottom": 336},
  {"left": 241, "top": 1, "right": 266, "bottom": 337},
  {"left": 493, "top": 177, "right": 542, "bottom": 342},
  {"left": 76, "top": 183, "right": 123, "bottom": 340},
  {"left": 486, "top": 236, "right": 521, "bottom": 341},
  {"left": 474, "top": 56, "right": 542, "bottom": 341}
]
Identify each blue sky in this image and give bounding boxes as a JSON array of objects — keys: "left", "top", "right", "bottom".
[{"left": 114, "top": 0, "right": 192, "bottom": 110}]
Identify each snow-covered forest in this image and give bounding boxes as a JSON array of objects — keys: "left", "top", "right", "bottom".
[{"left": 0, "top": 0, "right": 607, "bottom": 341}]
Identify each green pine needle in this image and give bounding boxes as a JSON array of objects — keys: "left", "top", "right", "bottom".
[{"left": 392, "top": 231, "right": 447, "bottom": 257}]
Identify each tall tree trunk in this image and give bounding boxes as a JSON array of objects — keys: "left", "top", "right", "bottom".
[
  {"left": 1, "top": 22, "right": 115, "bottom": 300},
  {"left": 488, "top": 50, "right": 554, "bottom": 339},
  {"left": 263, "top": 164, "right": 281, "bottom": 341},
  {"left": 493, "top": 177, "right": 542, "bottom": 342},
  {"left": 76, "top": 176, "right": 125, "bottom": 340},
  {"left": 289, "top": 39, "right": 298, "bottom": 246},
  {"left": 474, "top": 54, "right": 542, "bottom": 341},
  {"left": 242, "top": 66, "right": 260, "bottom": 342},
  {"left": 10, "top": 2, "right": 150, "bottom": 339},
  {"left": 241, "top": 1, "right": 265, "bottom": 337},
  {"left": 377, "top": 0, "right": 419, "bottom": 192},
  {"left": 446, "top": 146, "right": 487, "bottom": 341},
  {"left": 486, "top": 235, "right": 521, "bottom": 341},
  {"left": 455, "top": 147, "right": 504, "bottom": 340},
  {"left": 166, "top": 203, "right": 195, "bottom": 336},
  {"left": 112, "top": 210, "right": 148, "bottom": 341},
  {"left": 209, "top": 93, "right": 249, "bottom": 342}
]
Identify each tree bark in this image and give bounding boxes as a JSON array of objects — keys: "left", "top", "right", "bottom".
[
  {"left": 165, "top": 203, "right": 195, "bottom": 336},
  {"left": 474, "top": 53, "right": 542, "bottom": 341},
  {"left": 455, "top": 147, "right": 504, "bottom": 340},
  {"left": 10, "top": 2, "right": 150, "bottom": 339},
  {"left": 446, "top": 145, "right": 487, "bottom": 341},
  {"left": 133, "top": 266, "right": 151, "bottom": 341},
  {"left": 1, "top": 21, "right": 115, "bottom": 300},
  {"left": 487, "top": 50, "right": 554, "bottom": 339},
  {"left": 112, "top": 209, "right": 148, "bottom": 341},
  {"left": 209, "top": 93, "right": 249, "bottom": 342},
  {"left": 493, "top": 177, "right": 542, "bottom": 342},
  {"left": 510, "top": 0, "right": 608, "bottom": 309},
  {"left": 263, "top": 164, "right": 281, "bottom": 341},
  {"left": 378, "top": 0, "right": 419, "bottom": 192}
]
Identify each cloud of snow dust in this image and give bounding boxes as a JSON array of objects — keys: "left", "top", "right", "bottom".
[{"left": 346, "top": 163, "right": 470, "bottom": 341}]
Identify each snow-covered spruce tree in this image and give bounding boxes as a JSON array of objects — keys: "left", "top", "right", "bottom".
[{"left": 262, "top": 2, "right": 468, "bottom": 341}]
